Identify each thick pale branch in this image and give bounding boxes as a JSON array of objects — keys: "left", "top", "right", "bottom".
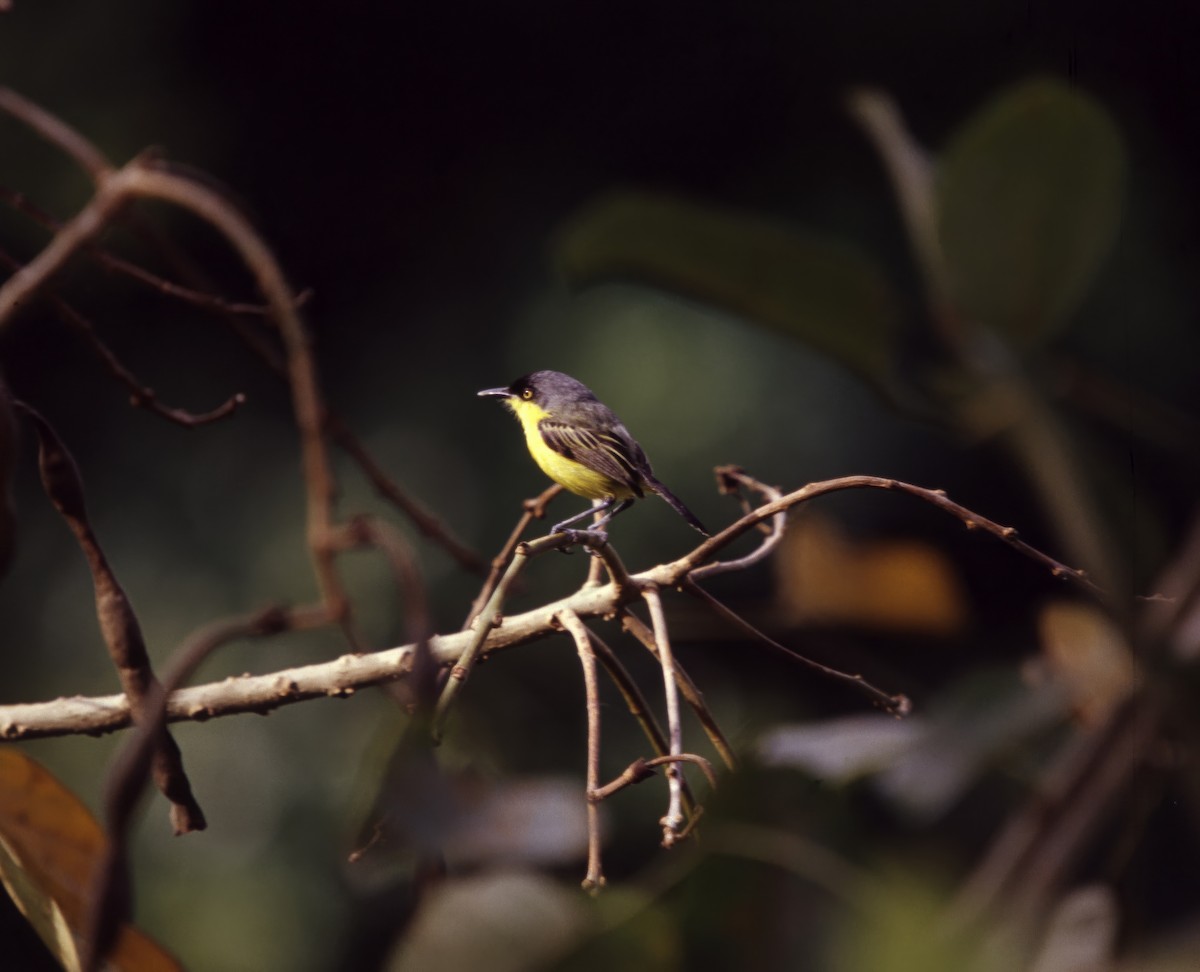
[
  {"left": 2, "top": 474, "right": 1097, "bottom": 741},
  {"left": 1, "top": 577, "right": 629, "bottom": 740}
]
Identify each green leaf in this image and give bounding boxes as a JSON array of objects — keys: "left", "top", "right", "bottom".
[
  {"left": 557, "top": 192, "right": 902, "bottom": 388},
  {"left": 937, "top": 78, "right": 1126, "bottom": 346}
]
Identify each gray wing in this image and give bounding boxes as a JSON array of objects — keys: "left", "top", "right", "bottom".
[{"left": 538, "top": 419, "right": 647, "bottom": 496}]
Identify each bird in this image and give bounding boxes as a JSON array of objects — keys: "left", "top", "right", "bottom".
[{"left": 478, "top": 370, "right": 709, "bottom": 537}]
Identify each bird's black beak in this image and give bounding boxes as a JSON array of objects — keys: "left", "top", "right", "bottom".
[{"left": 477, "top": 386, "right": 511, "bottom": 399}]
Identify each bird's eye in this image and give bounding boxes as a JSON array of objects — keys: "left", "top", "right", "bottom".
[{"left": 521, "top": 388, "right": 534, "bottom": 400}]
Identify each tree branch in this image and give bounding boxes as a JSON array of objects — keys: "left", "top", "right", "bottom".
[{"left": 1, "top": 472, "right": 1101, "bottom": 741}]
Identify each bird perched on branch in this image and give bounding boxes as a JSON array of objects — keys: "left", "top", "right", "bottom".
[{"left": 478, "top": 370, "right": 709, "bottom": 537}]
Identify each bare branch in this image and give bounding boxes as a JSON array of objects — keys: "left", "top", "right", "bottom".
[
  {"left": 620, "top": 610, "right": 738, "bottom": 772},
  {"left": 1, "top": 471, "right": 1105, "bottom": 742},
  {"left": 463, "top": 484, "right": 563, "bottom": 628},
  {"left": 0, "top": 87, "right": 113, "bottom": 179},
  {"left": 584, "top": 626, "right": 703, "bottom": 820},
  {"left": 16, "top": 402, "right": 205, "bottom": 833},
  {"left": 0, "top": 186, "right": 308, "bottom": 317},
  {"left": 0, "top": 93, "right": 486, "bottom": 580},
  {"left": 0, "top": 155, "right": 355, "bottom": 638},
  {"left": 556, "top": 608, "right": 605, "bottom": 892},
  {"left": 642, "top": 585, "right": 685, "bottom": 846},
  {"left": 684, "top": 578, "right": 911, "bottom": 716},
  {"left": 673, "top": 471, "right": 1100, "bottom": 599},
  {"left": 0, "top": 250, "right": 246, "bottom": 427},
  {"left": 691, "top": 465, "right": 787, "bottom": 578},
  {"left": 434, "top": 529, "right": 626, "bottom": 739},
  {"left": 328, "top": 416, "right": 489, "bottom": 578}
]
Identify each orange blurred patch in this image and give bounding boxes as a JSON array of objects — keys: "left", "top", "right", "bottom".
[
  {"left": 1035, "top": 601, "right": 1136, "bottom": 725},
  {"left": 773, "top": 515, "right": 968, "bottom": 636}
]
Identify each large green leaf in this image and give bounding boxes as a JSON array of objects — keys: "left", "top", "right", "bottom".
[
  {"left": 936, "top": 78, "right": 1126, "bottom": 346},
  {"left": 557, "top": 192, "right": 902, "bottom": 387}
]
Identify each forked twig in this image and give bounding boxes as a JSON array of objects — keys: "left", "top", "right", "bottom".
[{"left": 0, "top": 249, "right": 245, "bottom": 427}]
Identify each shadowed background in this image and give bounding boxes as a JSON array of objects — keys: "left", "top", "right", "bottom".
[{"left": 1, "top": 2, "right": 1198, "bottom": 970}]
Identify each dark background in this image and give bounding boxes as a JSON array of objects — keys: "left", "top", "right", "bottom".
[{"left": 2, "top": 2, "right": 1198, "bottom": 970}]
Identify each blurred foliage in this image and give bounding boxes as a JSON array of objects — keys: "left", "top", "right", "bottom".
[
  {"left": 937, "top": 78, "right": 1126, "bottom": 347},
  {"left": 558, "top": 192, "right": 903, "bottom": 392},
  {"left": 2, "top": 2, "right": 1199, "bottom": 972}
]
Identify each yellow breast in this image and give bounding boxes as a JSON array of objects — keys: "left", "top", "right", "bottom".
[{"left": 507, "top": 398, "right": 635, "bottom": 501}]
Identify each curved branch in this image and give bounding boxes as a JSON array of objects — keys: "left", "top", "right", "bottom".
[{"left": 0, "top": 156, "right": 350, "bottom": 637}]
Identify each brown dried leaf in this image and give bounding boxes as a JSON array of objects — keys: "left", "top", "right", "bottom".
[{"left": 0, "top": 749, "right": 183, "bottom": 971}]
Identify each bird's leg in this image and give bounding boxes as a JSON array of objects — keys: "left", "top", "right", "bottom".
[
  {"left": 552, "top": 497, "right": 615, "bottom": 534},
  {"left": 589, "top": 498, "right": 632, "bottom": 531}
]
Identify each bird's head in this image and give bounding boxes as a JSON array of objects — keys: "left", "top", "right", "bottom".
[{"left": 477, "top": 370, "right": 597, "bottom": 420}]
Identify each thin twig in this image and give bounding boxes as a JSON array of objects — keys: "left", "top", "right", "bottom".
[
  {"left": 677, "top": 473, "right": 1101, "bottom": 598},
  {"left": 590, "top": 757, "right": 660, "bottom": 801},
  {"left": 464, "top": 484, "right": 563, "bottom": 628},
  {"left": 642, "top": 585, "right": 685, "bottom": 846},
  {"left": 0, "top": 87, "right": 113, "bottom": 179},
  {"left": 328, "top": 415, "right": 489, "bottom": 578},
  {"left": 0, "top": 157, "right": 357, "bottom": 642},
  {"left": 556, "top": 608, "right": 606, "bottom": 892},
  {"left": 620, "top": 610, "right": 738, "bottom": 772},
  {"left": 585, "top": 631, "right": 672, "bottom": 766},
  {"left": 585, "top": 627, "right": 702, "bottom": 819},
  {"left": 695, "top": 465, "right": 787, "bottom": 577},
  {"left": 684, "top": 578, "right": 910, "bottom": 716},
  {"left": 0, "top": 186, "right": 310, "bottom": 317},
  {"left": 433, "top": 542, "right": 529, "bottom": 739},
  {"left": 644, "top": 752, "right": 717, "bottom": 790},
  {"left": 591, "top": 753, "right": 716, "bottom": 803},
  {"left": 0, "top": 250, "right": 245, "bottom": 427},
  {"left": 436, "top": 528, "right": 627, "bottom": 739}
]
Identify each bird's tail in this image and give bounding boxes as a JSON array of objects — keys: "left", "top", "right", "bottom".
[{"left": 644, "top": 475, "right": 710, "bottom": 537}]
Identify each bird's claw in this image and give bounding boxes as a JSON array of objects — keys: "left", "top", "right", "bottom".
[{"left": 550, "top": 525, "right": 608, "bottom": 554}]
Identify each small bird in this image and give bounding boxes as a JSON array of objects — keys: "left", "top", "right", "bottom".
[{"left": 478, "top": 370, "right": 709, "bottom": 536}]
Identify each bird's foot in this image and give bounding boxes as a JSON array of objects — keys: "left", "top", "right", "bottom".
[{"left": 550, "top": 525, "right": 609, "bottom": 554}]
